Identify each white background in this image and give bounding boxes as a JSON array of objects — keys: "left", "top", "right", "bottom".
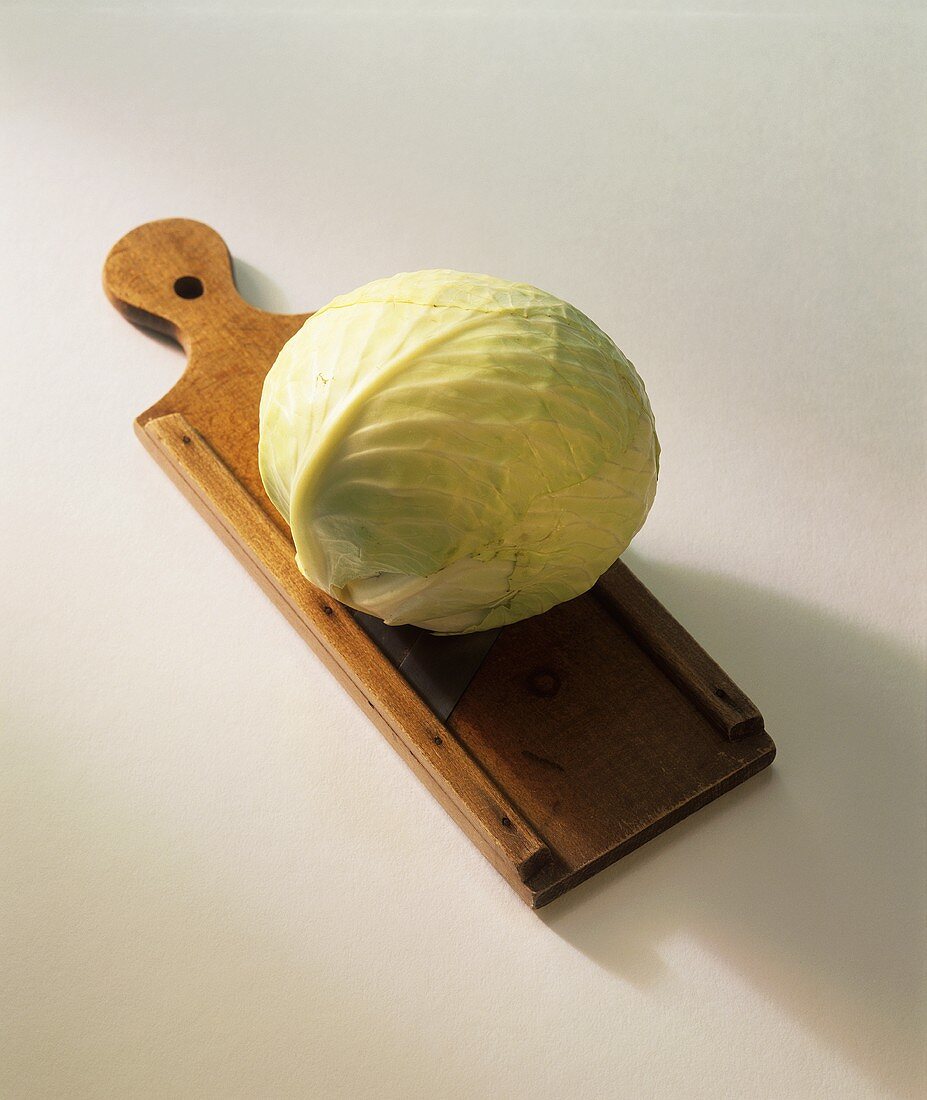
[{"left": 2, "top": 2, "right": 924, "bottom": 1097}]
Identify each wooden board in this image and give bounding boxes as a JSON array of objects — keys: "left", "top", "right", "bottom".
[{"left": 104, "top": 218, "right": 776, "bottom": 908}]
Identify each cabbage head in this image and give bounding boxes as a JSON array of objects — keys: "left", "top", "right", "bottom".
[{"left": 258, "top": 270, "right": 658, "bottom": 634}]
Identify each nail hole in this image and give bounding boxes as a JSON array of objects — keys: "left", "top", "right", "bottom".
[
  {"left": 527, "top": 668, "right": 560, "bottom": 698},
  {"left": 714, "top": 687, "right": 730, "bottom": 701},
  {"left": 500, "top": 816, "right": 513, "bottom": 829},
  {"left": 433, "top": 735, "right": 443, "bottom": 746},
  {"left": 181, "top": 435, "right": 192, "bottom": 445},
  {"left": 321, "top": 604, "right": 333, "bottom": 616},
  {"left": 173, "top": 275, "right": 203, "bottom": 299}
]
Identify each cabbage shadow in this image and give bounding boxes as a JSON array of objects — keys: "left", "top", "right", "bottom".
[{"left": 542, "top": 554, "right": 925, "bottom": 1098}]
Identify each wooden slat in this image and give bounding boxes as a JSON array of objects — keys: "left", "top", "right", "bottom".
[
  {"left": 594, "top": 563, "right": 764, "bottom": 740},
  {"left": 142, "top": 412, "right": 552, "bottom": 893}
]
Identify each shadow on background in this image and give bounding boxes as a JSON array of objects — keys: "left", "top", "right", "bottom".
[
  {"left": 542, "top": 553, "right": 925, "bottom": 1098},
  {"left": 233, "top": 258, "right": 293, "bottom": 316}
]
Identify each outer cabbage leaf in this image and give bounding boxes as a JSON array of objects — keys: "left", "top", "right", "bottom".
[{"left": 259, "top": 270, "right": 659, "bottom": 634}]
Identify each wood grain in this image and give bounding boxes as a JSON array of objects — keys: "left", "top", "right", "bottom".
[
  {"left": 594, "top": 563, "right": 764, "bottom": 739},
  {"left": 448, "top": 592, "right": 772, "bottom": 906},
  {"left": 104, "top": 218, "right": 776, "bottom": 908}
]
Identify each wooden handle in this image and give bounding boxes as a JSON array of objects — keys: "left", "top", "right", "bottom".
[
  {"left": 594, "top": 561, "right": 764, "bottom": 740},
  {"left": 103, "top": 219, "right": 247, "bottom": 352}
]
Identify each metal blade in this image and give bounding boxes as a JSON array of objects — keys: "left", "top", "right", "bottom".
[
  {"left": 350, "top": 609, "right": 421, "bottom": 667},
  {"left": 350, "top": 609, "right": 501, "bottom": 721},
  {"left": 398, "top": 626, "right": 502, "bottom": 722}
]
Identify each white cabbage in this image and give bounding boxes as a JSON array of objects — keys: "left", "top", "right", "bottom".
[{"left": 259, "top": 270, "right": 658, "bottom": 634}]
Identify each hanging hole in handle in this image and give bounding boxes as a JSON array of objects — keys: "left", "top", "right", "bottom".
[{"left": 173, "top": 275, "right": 204, "bottom": 299}]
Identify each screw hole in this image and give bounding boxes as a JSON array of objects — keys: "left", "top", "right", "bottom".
[
  {"left": 714, "top": 687, "right": 730, "bottom": 701},
  {"left": 433, "top": 735, "right": 443, "bottom": 746},
  {"left": 527, "top": 668, "right": 560, "bottom": 698},
  {"left": 500, "top": 816, "right": 513, "bottom": 829},
  {"left": 173, "top": 275, "right": 203, "bottom": 299}
]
